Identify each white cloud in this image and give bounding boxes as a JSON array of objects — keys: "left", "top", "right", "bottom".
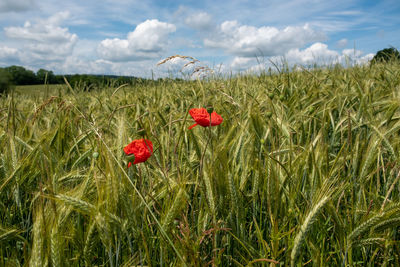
[
  {"left": 203, "top": 21, "right": 325, "bottom": 57},
  {"left": 185, "top": 12, "right": 213, "bottom": 31},
  {"left": 0, "top": 45, "right": 19, "bottom": 60},
  {"left": 339, "top": 48, "right": 374, "bottom": 65},
  {"left": 4, "top": 12, "right": 78, "bottom": 62},
  {"left": 228, "top": 42, "right": 375, "bottom": 75},
  {"left": 5, "top": 12, "right": 73, "bottom": 43},
  {"left": 230, "top": 56, "right": 254, "bottom": 70},
  {"left": 97, "top": 19, "right": 176, "bottom": 62},
  {"left": 358, "top": 53, "right": 374, "bottom": 64},
  {"left": 342, "top": 48, "right": 362, "bottom": 58},
  {"left": 267, "top": 43, "right": 373, "bottom": 67},
  {"left": 156, "top": 56, "right": 200, "bottom": 77},
  {"left": 0, "top": 1, "right": 384, "bottom": 77},
  {"left": 48, "top": 56, "right": 177, "bottom": 78},
  {"left": 336, "top": 38, "right": 348, "bottom": 48},
  {"left": 45, "top": 57, "right": 113, "bottom": 75},
  {"left": 284, "top": 42, "right": 340, "bottom": 64},
  {"left": 245, "top": 63, "right": 266, "bottom": 74},
  {"left": 0, "top": 0, "right": 35, "bottom": 12},
  {"left": 158, "top": 56, "right": 189, "bottom": 68},
  {"left": 229, "top": 43, "right": 342, "bottom": 73},
  {"left": 44, "top": 56, "right": 154, "bottom": 77}
]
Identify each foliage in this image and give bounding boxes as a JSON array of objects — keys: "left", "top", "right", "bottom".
[
  {"left": 36, "top": 69, "right": 57, "bottom": 84},
  {"left": 5, "top": 65, "right": 37, "bottom": 85},
  {"left": 1, "top": 65, "right": 145, "bottom": 88},
  {"left": 372, "top": 47, "right": 400, "bottom": 63},
  {"left": 1, "top": 62, "right": 400, "bottom": 266},
  {"left": 0, "top": 68, "right": 12, "bottom": 95}
]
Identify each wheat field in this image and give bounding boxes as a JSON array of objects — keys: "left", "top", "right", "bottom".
[{"left": 1, "top": 62, "right": 400, "bottom": 266}]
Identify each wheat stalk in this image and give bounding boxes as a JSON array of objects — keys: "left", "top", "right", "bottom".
[{"left": 291, "top": 195, "right": 330, "bottom": 266}]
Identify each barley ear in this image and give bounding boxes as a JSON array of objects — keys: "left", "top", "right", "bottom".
[{"left": 291, "top": 195, "right": 330, "bottom": 266}]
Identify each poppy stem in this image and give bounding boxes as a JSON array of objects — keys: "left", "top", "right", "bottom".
[
  {"left": 70, "top": 103, "right": 187, "bottom": 265},
  {"left": 188, "top": 123, "right": 198, "bottom": 130},
  {"left": 207, "top": 112, "right": 217, "bottom": 262}
]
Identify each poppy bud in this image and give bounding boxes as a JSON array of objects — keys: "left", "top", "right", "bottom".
[
  {"left": 266, "top": 111, "right": 272, "bottom": 118},
  {"left": 164, "top": 105, "right": 170, "bottom": 112},
  {"left": 279, "top": 94, "right": 285, "bottom": 101},
  {"left": 138, "top": 129, "right": 146, "bottom": 136},
  {"left": 309, "top": 106, "right": 315, "bottom": 113},
  {"left": 126, "top": 154, "right": 135, "bottom": 162},
  {"left": 268, "top": 92, "right": 274, "bottom": 99},
  {"left": 92, "top": 152, "right": 99, "bottom": 159},
  {"left": 260, "top": 139, "right": 265, "bottom": 144}
]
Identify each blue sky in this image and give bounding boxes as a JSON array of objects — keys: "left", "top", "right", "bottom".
[{"left": 0, "top": 0, "right": 399, "bottom": 77}]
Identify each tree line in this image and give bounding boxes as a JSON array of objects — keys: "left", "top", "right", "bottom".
[
  {"left": 371, "top": 47, "right": 400, "bottom": 63},
  {"left": 0, "top": 65, "right": 142, "bottom": 94}
]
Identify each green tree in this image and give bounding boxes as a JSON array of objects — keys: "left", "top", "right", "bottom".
[
  {"left": 371, "top": 47, "right": 400, "bottom": 63},
  {"left": 37, "top": 68, "right": 56, "bottom": 84},
  {"left": 0, "top": 68, "right": 12, "bottom": 95},
  {"left": 5, "top": 65, "right": 37, "bottom": 85}
]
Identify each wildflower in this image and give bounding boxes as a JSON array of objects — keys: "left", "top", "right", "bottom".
[
  {"left": 188, "top": 108, "right": 223, "bottom": 130},
  {"left": 123, "top": 139, "right": 153, "bottom": 167}
]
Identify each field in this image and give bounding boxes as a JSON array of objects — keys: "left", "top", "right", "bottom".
[
  {"left": 1, "top": 62, "right": 400, "bottom": 266},
  {"left": 14, "top": 84, "right": 68, "bottom": 97}
]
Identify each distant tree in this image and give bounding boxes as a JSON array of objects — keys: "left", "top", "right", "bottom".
[
  {"left": 54, "top": 75, "right": 65, "bottom": 84},
  {"left": 116, "top": 76, "right": 132, "bottom": 85},
  {"left": 5, "top": 65, "right": 37, "bottom": 85},
  {"left": 37, "top": 68, "right": 56, "bottom": 84},
  {"left": 0, "top": 68, "right": 12, "bottom": 95},
  {"left": 371, "top": 47, "right": 400, "bottom": 63}
]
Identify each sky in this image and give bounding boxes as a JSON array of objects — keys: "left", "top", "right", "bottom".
[{"left": 0, "top": 0, "right": 399, "bottom": 78}]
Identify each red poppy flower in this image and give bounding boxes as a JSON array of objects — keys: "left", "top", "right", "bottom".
[
  {"left": 188, "top": 108, "right": 223, "bottom": 130},
  {"left": 123, "top": 139, "right": 153, "bottom": 167}
]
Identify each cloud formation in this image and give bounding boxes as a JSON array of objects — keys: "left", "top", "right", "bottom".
[
  {"left": 97, "top": 19, "right": 176, "bottom": 62},
  {"left": 0, "top": 0, "right": 35, "bottom": 13},
  {"left": 340, "top": 49, "right": 374, "bottom": 64},
  {"left": 0, "top": 46, "right": 19, "bottom": 61},
  {"left": 0, "top": 1, "right": 389, "bottom": 76},
  {"left": 204, "top": 21, "right": 326, "bottom": 57},
  {"left": 4, "top": 11, "right": 78, "bottom": 62},
  {"left": 336, "top": 38, "right": 348, "bottom": 48},
  {"left": 231, "top": 42, "right": 375, "bottom": 74},
  {"left": 184, "top": 12, "right": 213, "bottom": 31},
  {"left": 284, "top": 42, "right": 339, "bottom": 64},
  {"left": 230, "top": 56, "right": 254, "bottom": 70}
]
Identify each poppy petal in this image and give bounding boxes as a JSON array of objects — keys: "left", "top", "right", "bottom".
[
  {"left": 188, "top": 123, "right": 198, "bottom": 130},
  {"left": 210, "top": 111, "right": 223, "bottom": 126},
  {"left": 188, "top": 108, "right": 223, "bottom": 128},
  {"left": 124, "top": 139, "right": 153, "bottom": 165}
]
